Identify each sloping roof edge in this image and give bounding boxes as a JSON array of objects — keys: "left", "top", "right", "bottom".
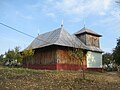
[
  {"left": 74, "top": 27, "right": 102, "bottom": 37},
  {"left": 25, "top": 27, "right": 103, "bottom": 53}
]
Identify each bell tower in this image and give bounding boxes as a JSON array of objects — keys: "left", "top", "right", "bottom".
[{"left": 74, "top": 27, "right": 102, "bottom": 48}]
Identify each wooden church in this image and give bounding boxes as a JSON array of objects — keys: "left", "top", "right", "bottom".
[{"left": 23, "top": 24, "right": 103, "bottom": 71}]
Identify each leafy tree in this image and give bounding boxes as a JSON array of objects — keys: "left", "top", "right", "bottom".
[
  {"left": 102, "top": 53, "right": 113, "bottom": 66},
  {"left": 14, "top": 47, "right": 23, "bottom": 63},
  {"left": 5, "top": 49, "right": 16, "bottom": 61},
  {"left": 0, "top": 54, "right": 5, "bottom": 65},
  {"left": 3, "top": 47, "right": 34, "bottom": 67},
  {"left": 22, "top": 48, "right": 34, "bottom": 58},
  {"left": 4, "top": 46, "right": 23, "bottom": 66},
  {"left": 22, "top": 48, "right": 34, "bottom": 67},
  {"left": 0, "top": 54, "right": 4, "bottom": 61},
  {"left": 113, "top": 37, "right": 120, "bottom": 65},
  {"left": 69, "top": 48, "right": 85, "bottom": 80}
]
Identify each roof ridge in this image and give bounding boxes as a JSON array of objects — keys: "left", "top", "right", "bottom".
[
  {"left": 52, "top": 28, "right": 61, "bottom": 44},
  {"left": 74, "top": 27, "right": 102, "bottom": 37},
  {"left": 54, "top": 27, "right": 68, "bottom": 44},
  {"left": 55, "top": 28, "right": 85, "bottom": 48}
]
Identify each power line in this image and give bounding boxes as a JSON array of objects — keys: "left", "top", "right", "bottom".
[{"left": 0, "top": 22, "right": 50, "bottom": 44}]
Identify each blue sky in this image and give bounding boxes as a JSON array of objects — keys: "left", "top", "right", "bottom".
[{"left": 0, "top": 0, "right": 120, "bottom": 54}]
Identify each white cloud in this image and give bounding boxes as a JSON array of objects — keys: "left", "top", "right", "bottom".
[
  {"left": 25, "top": 0, "right": 118, "bottom": 22},
  {"left": 54, "top": 0, "right": 111, "bottom": 17},
  {"left": 103, "top": 0, "right": 111, "bottom": 10}
]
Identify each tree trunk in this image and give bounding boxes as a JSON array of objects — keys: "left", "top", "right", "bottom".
[{"left": 82, "top": 62, "right": 85, "bottom": 80}]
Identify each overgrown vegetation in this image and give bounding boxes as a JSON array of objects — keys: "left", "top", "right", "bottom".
[
  {"left": 0, "top": 66, "right": 120, "bottom": 90},
  {"left": 69, "top": 48, "right": 85, "bottom": 80},
  {"left": 21, "top": 48, "right": 34, "bottom": 67},
  {"left": 102, "top": 53, "right": 113, "bottom": 66},
  {"left": 102, "top": 53, "right": 116, "bottom": 71},
  {"left": 0, "top": 47, "right": 34, "bottom": 67},
  {"left": 102, "top": 37, "right": 120, "bottom": 71},
  {"left": 113, "top": 37, "right": 120, "bottom": 65}
]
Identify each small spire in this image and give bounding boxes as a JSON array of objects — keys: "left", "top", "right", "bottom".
[
  {"left": 83, "top": 19, "right": 86, "bottom": 28},
  {"left": 61, "top": 19, "right": 64, "bottom": 28},
  {"left": 38, "top": 27, "right": 40, "bottom": 36}
]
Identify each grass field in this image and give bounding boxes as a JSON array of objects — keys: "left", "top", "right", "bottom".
[{"left": 0, "top": 66, "right": 120, "bottom": 90}]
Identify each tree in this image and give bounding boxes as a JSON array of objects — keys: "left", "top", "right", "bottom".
[
  {"left": 22, "top": 48, "right": 34, "bottom": 67},
  {"left": 5, "top": 49, "right": 15, "bottom": 61},
  {"left": 3, "top": 47, "right": 34, "bottom": 67},
  {"left": 0, "top": 54, "right": 4, "bottom": 61},
  {"left": 14, "top": 47, "right": 23, "bottom": 63},
  {"left": 113, "top": 37, "right": 120, "bottom": 65},
  {"left": 102, "top": 53, "right": 113, "bottom": 66},
  {"left": 0, "top": 54, "right": 4, "bottom": 65},
  {"left": 22, "top": 48, "right": 34, "bottom": 58},
  {"left": 69, "top": 48, "right": 85, "bottom": 80},
  {"left": 4, "top": 46, "right": 23, "bottom": 66}
]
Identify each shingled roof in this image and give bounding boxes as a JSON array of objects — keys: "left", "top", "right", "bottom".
[
  {"left": 74, "top": 27, "right": 102, "bottom": 37},
  {"left": 26, "top": 27, "right": 88, "bottom": 49},
  {"left": 26, "top": 27, "right": 103, "bottom": 52}
]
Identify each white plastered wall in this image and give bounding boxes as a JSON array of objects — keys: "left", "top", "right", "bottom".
[{"left": 87, "top": 51, "right": 102, "bottom": 68}]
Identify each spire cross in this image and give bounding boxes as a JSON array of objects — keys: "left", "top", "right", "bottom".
[
  {"left": 38, "top": 26, "right": 40, "bottom": 36},
  {"left": 61, "top": 19, "right": 64, "bottom": 28},
  {"left": 83, "top": 19, "right": 86, "bottom": 28}
]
